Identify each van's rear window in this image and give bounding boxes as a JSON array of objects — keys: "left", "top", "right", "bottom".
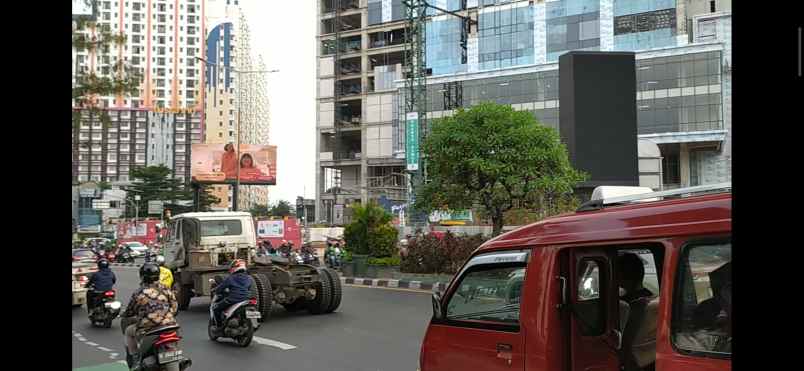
[{"left": 200, "top": 220, "right": 242, "bottom": 237}]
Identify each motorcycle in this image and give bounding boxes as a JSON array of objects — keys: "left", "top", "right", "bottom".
[
  {"left": 88, "top": 288, "right": 122, "bottom": 328},
  {"left": 121, "top": 317, "right": 192, "bottom": 371},
  {"left": 287, "top": 251, "right": 305, "bottom": 265},
  {"left": 207, "top": 278, "right": 261, "bottom": 347},
  {"left": 116, "top": 247, "right": 135, "bottom": 263},
  {"left": 299, "top": 250, "right": 320, "bottom": 266},
  {"left": 325, "top": 247, "right": 343, "bottom": 269}
]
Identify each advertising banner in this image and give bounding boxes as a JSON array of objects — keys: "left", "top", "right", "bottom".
[
  {"left": 256, "top": 220, "right": 285, "bottom": 238},
  {"left": 406, "top": 112, "right": 419, "bottom": 171},
  {"left": 191, "top": 143, "right": 277, "bottom": 185}
]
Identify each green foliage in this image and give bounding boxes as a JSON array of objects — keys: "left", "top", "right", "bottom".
[
  {"left": 414, "top": 102, "right": 586, "bottom": 236},
  {"left": 366, "top": 224, "right": 399, "bottom": 258},
  {"left": 269, "top": 200, "right": 294, "bottom": 217},
  {"left": 126, "top": 166, "right": 191, "bottom": 218},
  {"left": 249, "top": 204, "right": 271, "bottom": 218},
  {"left": 344, "top": 201, "right": 394, "bottom": 257},
  {"left": 197, "top": 185, "right": 221, "bottom": 212},
  {"left": 367, "top": 256, "right": 401, "bottom": 266}
]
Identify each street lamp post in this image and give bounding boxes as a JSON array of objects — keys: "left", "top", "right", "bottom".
[{"left": 194, "top": 56, "right": 278, "bottom": 211}]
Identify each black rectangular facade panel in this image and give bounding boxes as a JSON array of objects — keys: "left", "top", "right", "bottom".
[
  {"left": 614, "top": 8, "right": 676, "bottom": 35},
  {"left": 559, "top": 51, "right": 638, "bottom": 188}
]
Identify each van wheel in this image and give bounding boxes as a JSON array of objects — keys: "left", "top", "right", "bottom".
[
  {"left": 251, "top": 273, "right": 272, "bottom": 322},
  {"left": 321, "top": 268, "right": 342, "bottom": 313},
  {"left": 175, "top": 282, "right": 191, "bottom": 310},
  {"left": 307, "top": 269, "right": 332, "bottom": 315}
]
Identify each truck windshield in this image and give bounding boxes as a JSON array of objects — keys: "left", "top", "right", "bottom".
[{"left": 200, "top": 220, "right": 243, "bottom": 237}]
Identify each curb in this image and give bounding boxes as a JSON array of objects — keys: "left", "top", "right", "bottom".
[{"left": 340, "top": 276, "right": 448, "bottom": 292}]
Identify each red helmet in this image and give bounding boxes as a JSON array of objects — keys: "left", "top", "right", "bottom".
[{"left": 229, "top": 259, "right": 247, "bottom": 274}]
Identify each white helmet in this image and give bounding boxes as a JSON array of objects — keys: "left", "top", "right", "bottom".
[{"left": 155, "top": 255, "right": 166, "bottom": 266}]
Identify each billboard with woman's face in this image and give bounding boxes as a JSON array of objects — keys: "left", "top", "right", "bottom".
[{"left": 191, "top": 143, "right": 277, "bottom": 185}]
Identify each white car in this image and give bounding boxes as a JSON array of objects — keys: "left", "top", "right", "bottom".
[{"left": 121, "top": 242, "right": 149, "bottom": 257}]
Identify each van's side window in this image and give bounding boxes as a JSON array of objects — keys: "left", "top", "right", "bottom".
[
  {"left": 446, "top": 265, "right": 527, "bottom": 325},
  {"left": 672, "top": 241, "right": 731, "bottom": 357}
]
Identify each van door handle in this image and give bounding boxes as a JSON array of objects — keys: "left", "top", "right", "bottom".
[{"left": 496, "top": 343, "right": 513, "bottom": 365}]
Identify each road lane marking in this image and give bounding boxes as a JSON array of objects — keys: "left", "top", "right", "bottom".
[
  {"left": 109, "top": 353, "right": 119, "bottom": 359},
  {"left": 253, "top": 336, "right": 297, "bottom": 350},
  {"left": 86, "top": 342, "right": 99, "bottom": 346},
  {"left": 97, "top": 346, "right": 112, "bottom": 352}
]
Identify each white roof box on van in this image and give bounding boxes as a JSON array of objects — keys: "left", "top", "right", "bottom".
[{"left": 590, "top": 186, "right": 658, "bottom": 202}]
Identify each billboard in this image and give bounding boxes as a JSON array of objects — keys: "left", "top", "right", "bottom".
[
  {"left": 191, "top": 143, "right": 277, "bottom": 185},
  {"left": 72, "top": 0, "right": 96, "bottom": 20},
  {"left": 256, "top": 220, "right": 285, "bottom": 238}
]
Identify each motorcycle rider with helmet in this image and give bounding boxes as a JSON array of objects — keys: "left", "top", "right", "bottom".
[
  {"left": 155, "top": 255, "right": 173, "bottom": 290},
  {"left": 122, "top": 263, "right": 178, "bottom": 370},
  {"left": 211, "top": 259, "right": 253, "bottom": 329},
  {"left": 87, "top": 259, "right": 117, "bottom": 312}
]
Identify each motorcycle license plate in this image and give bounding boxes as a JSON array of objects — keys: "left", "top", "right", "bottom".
[
  {"left": 246, "top": 310, "right": 262, "bottom": 319},
  {"left": 157, "top": 349, "right": 182, "bottom": 364}
]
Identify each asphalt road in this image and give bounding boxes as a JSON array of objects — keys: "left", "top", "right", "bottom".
[{"left": 72, "top": 267, "right": 432, "bottom": 371}]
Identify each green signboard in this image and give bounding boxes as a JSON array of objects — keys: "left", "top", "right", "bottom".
[{"left": 406, "top": 112, "right": 419, "bottom": 171}]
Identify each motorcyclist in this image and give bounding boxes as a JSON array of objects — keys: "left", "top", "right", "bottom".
[
  {"left": 86, "top": 259, "right": 116, "bottom": 312},
  {"left": 278, "top": 240, "right": 291, "bottom": 257},
  {"left": 155, "top": 255, "right": 173, "bottom": 290},
  {"left": 122, "top": 263, "right": 178, "bottom": 370},
  {"left": 256, "top": 241, "right": 269, "bottom": 257},
  {"left": 211, "top": 260, "right": 253, "bottom": 329}
]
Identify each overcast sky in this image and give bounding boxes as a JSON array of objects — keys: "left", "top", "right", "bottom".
[{"left": 239, "top": 1, "right": 317, "bottom": 205}]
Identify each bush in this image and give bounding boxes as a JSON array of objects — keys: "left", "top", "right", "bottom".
[
  {"left": 367, "top": 256, "right": 401, "bottom": 266},
  {"left": 367, "top": 224, "right": 398, "bottom": 258},
  {"left": 400, "top": 231, "right": 487, "bottom": 274}
]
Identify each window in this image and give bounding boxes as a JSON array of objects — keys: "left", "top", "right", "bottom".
[
  {"left": 710, "top": 1, "right": 716, "bottom": 13},
  {"left": 672, "top": 240, "right": 731, "bottom": 356},
  {"left": 200, "top": 220, "right": 242, "bottom": 236},
  {"left": 575, "top": 258, "right": 607, "bottom": 336},
  {"left": 445, "top": 253, "right": 528, "bottom": 327}
]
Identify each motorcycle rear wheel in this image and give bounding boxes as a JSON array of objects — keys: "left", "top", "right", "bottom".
[
  {"left": 235, "top": 320, "right": 253, "bottom": 347},
  {"left": 207, "top": 319, "right": 219, "bottom": 341}
]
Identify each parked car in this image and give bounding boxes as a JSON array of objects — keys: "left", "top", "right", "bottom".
[{"left": 419, "top": 183, "right": 732, "bottom": 371}]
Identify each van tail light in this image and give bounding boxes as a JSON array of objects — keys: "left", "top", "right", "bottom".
[
  {"left": 249, "top": 299, "right": 257, "bottom": 305},
  {"left": 154, "top": 332, "right": 181, "bottom": 347},
  {"left": 104, "top": 291, "right": 116, "bottom": 297}
]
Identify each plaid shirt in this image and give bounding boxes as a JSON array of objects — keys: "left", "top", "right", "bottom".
[{"left": 123, "top": 282, "right": 178, "bottom": 334}]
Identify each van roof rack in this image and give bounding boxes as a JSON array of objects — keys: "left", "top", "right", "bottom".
[{"left": 577, "top": 182, "right": 731, "bottom": 212}]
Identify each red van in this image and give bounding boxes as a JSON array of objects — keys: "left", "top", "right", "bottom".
[{"left": 419, "top": 184, "right": 731, "bottom": 371}]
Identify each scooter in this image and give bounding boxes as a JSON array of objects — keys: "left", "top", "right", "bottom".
[
  {"left": 207, "top": 278, "right": 261, "bottom": 347},
  {"left": 121, "top": 317, "right": 192, "bottom": 371},
  {"left": 88, "top": 288, "right": 122, "bottom": 328}
]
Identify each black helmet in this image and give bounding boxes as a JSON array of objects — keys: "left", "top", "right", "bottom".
[
  {"left": 139, "top": 263, "right": 160, "bottom": 284},
  {"left": 97, "top": 259, "right": 109, "bottom": 269}
]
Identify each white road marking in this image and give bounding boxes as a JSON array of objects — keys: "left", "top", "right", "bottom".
[
  {"left": 110, "top": 353, "right": 119, "bottom": 359},
  {"left": 85, "top": 342, "right": 99, "bottom": 346},
  {"left": 98, "top": 347, "right": 113, "bottom": 352},
  {"left": 253, "top": 336, "right": 297, "bottom": 350},
  {"left": 74, "top": 332, "right": 83, "bottom": 337},
  {"left": 77, "top": 337, "right": 87, "bottom": 342}
]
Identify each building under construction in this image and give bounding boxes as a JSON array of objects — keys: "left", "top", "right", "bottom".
[{"left": 315, "top": 0, "right": 733, "bottom": 226}]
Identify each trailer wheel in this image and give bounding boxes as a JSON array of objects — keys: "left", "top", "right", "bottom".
[
  {"left": 321, "top": 268, "right": 342, "bottom": 313},
  {"left": 251, "top": 273, "right": 272, "bottom": 322},
  {"left": 307, "top": 269, "right": 332, "bottom": 315}
]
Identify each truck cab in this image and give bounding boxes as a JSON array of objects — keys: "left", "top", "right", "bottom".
[{"left": 420, "top": 184, "right": 731, "bottom": 371}]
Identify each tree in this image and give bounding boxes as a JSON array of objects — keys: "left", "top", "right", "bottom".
[
  {"left": 343, "top": 201, "right": 396, "bottom": 256},
  {"left": 414, "top": 102, "right": 586, "bottom": 236},
  {"left": 197, "top": 185, "right": 221, "bottom": 212},
  {"left": 126, "top": 166, "right": 190, "bottom": 218},
  {"left": 249, "top": 204, "right": 271, "bottom": 218},
  {"left": 269, "top": 200, "right": 294, "bottom": 217}
]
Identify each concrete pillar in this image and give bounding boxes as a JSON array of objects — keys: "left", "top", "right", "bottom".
[{"left": 679, "top": 143, "right": 691, "bottom": 188}]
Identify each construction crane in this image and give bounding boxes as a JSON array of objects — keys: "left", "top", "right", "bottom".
[{"left": 401, "top": 0, "right": 475, "bottom": 226}]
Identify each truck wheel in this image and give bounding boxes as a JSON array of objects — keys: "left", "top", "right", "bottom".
[
  {"left": 251, "top": 273, "right": 272, "bottom": 322},
  {"left": 281, "top": 299, "right": 306, "bottom": 312},
  {"left": 307, "top": 269, "right": 332, "bottom": 315},
  {"left": 174, "top": 282, "right": 191, "bottom": 310},
  {"left": 321, "top": 268, "right": 342, "bottom": 313}
]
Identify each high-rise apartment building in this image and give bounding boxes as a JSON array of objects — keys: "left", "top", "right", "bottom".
[
  {"left": 316, "top": 0, "right": 732, "bottom": 225},
  {"left": 204, "top": 0, "right": 271, "bottom": 211},
  {"left": 72, "top": 0, "right": 206, "bottom": 184}
]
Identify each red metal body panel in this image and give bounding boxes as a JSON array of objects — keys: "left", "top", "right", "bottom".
[{"left": 420, "top": 193, "right": 732, "bottom": 371}]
